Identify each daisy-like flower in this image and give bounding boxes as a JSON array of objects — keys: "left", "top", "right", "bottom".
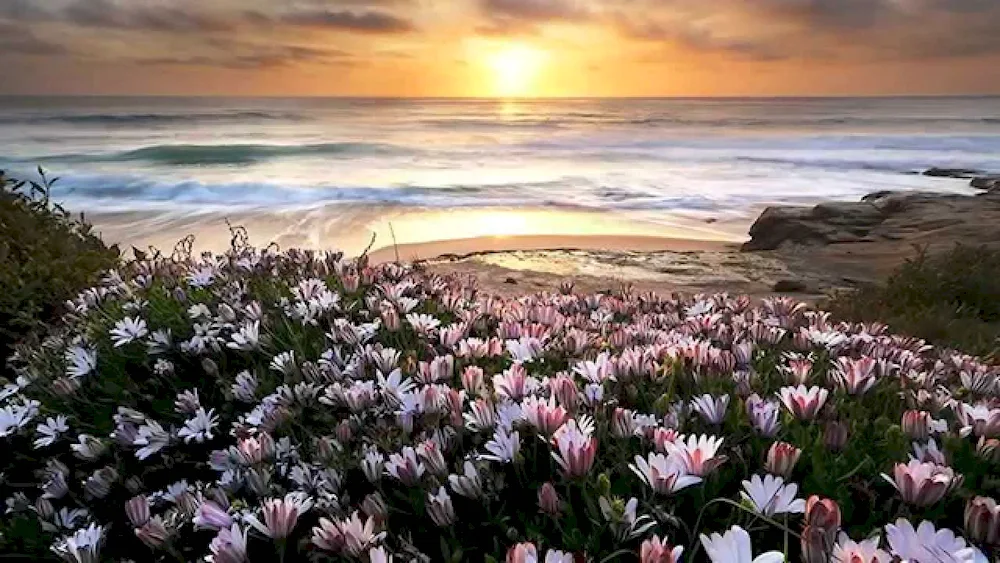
[
  {"left": 901, "top": 410, "right": 948, "bottom": 441},
  {"left": 50, "top": 523, "right": 105, "bottom": 563},
  {"left": 187, "top": 266, "right": 216, "bottom": 287},
  {"left": 691, "top": 394, "right": 730, "bottom": 425},
  {"left": 700, "top": 525, "right": 784, "bottom": 563},
  {"left": 177, "top": 407, "right": 219, "bottom": 443},
  {"left": 765, "top": 442, "right": 802, "bottom": 479},
  {"left": 227, "top": 321, "right": 261, "bottom": 351},
  {"left": 194, "top": 500, "right": 233, "bottom": 531},
  {"left": 481, "top": 428, "right": 521, "bottom": 464},
  {"left": 339, "top": 511, "right": 385, "bottom": 557},
  {"left": 641, "top": 535, "right": 684, "bottom": 563},
  {"left": 385, "top": 446, "right": 425, "bottom": 485},
  {"left": 740, "top": 474, "right": 806, "bottom": 517},
  {"left": 208, "top": 523, "right": 248, "bottom": 563},
  {"left": 269, "top": 351, "right": 296, "bottom": 375},
  {"left": 885, "top": 519, "right": 985, "bottom": 563},
  {"left": 882, "top": 460, "right": 963, "bottom": 507},
  {"left": 551, "top": 419, "right": 597, "bottom": 478},
  {"left": 833, "top": 356, "right": 878, "bottom": 395},
  {"left": 831, "top": 533, "right": 891, "bottom": 563},
  {"left": 964, "top": 496, "right": 1000, "bottom": 546},
  {"left": 778, "top": 385, "right": 829, "bottom": 420},
  {"left": 663, "top": 434, "right": 727, "bottom": 476},
  {"left": 426, "top": 486, "right": 455, "bottom": 527},
  {"left": 369, "top": 546, "right": 394, "bottom": 563},
  {"left": 406, "top": 313, "right": 441, "bottom": 335},
  {"left": 110, "top": 317, "right": 148, "bottom": 348},
  {"left": 521, "top": 395, "right": 568, "bottom": 436},
  {"left": 133, "top": 420, "right": 171, "bottom": 460},
  {"left": 955, "top": 403, "right": 1000, "bottom": 439},
  {"left": 0, "top": 400, "right": 39, "bottom": 438},
  {"left": 630, "top": 452, "right": 702, "bottom": 495},
  {"left": 746, "top": 394, "right": 781, "bottom": 437},
  {"left": 507, "top": 542, "right": 538, "bottom": 563},
  {"left": 448, "top": 460, "right": 484, "bottom": 499},
  {"left": 33, "top": 416, "right": 69, "bottom": 449},
  {"left": 245, "top": 494, "right": 314, "bottom": 539},
  {"left": 64, "top": 345, "right": 97, "bottom": 379}
]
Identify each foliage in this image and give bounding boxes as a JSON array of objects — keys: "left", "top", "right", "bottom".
[
  {"left": 825, "top": 244, "right": 1000, "bottom": 360},
  {"left": 0, "top": 169, "right": 119, "bottom": 365},
  {"left": 1, "top": 239, "right": 998, "bottom": 562}
]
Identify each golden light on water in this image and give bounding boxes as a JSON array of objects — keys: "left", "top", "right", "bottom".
[{"left": 486, "top": 44, "right": 546, "bottom": 97}]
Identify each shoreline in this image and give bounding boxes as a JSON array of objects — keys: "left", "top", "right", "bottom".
[{"left": 366, "top": 234, "right": 738, "bottom": 264}]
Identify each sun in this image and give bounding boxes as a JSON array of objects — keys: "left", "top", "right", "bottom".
[{"left": 487, "top": 44, "right": 546, "bottom": 97}]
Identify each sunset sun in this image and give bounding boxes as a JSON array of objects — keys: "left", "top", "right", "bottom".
[{"left": 487, "top": 44, "right": 546, "bottom": 97}]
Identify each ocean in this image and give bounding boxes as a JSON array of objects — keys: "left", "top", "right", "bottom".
[{"left": 1, "top": 96, "right": 997, "bottom": 254}]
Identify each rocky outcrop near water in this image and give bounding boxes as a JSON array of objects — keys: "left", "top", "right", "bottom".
[{"left": 743, "top": 190, "right": 1000, "bottom": 251}]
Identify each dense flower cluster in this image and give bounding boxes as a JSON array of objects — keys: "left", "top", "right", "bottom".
[{"left": 2, "top": 243, "right": 1000, "bottom": 562}]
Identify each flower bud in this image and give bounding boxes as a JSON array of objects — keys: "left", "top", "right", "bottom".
[
  {"left": 765, "top": 441, "right": 801, "bottom": 479},
  {"left": 805, "top": 495, "right": 841, "bottom": 531},
  {"left": 51, "top": 377, "right": 80, "bottom": 396},
  {"left": 902, "top": 410, "right": 933, "bottom": 441},
  {"left": 824, "top": 421, "right": 848, "bottom": 452},
  {"left": 597, "top": 473, "right": 612, "bottom": 497},
  {"left": 125, "top": 495, "right": 151, "bottom": 527},
  {"left": 362, "top": 493, "right": 388, "bottom": 525},
  {"left": 34, "top": 497, "right": 54, "bottom": 519},
  {"left": 977, "top": 437, "right": 1000, "bottom": 464},
  {"left": 202, "top": 358, "right": 219, "bottom": 377},
  {"left": 335, "top": 420, "right": 353, "bottom": 443},
  {"left": 538, "top": 483, "right": 561, "bottom": 516},
  {"left": 135, "top": 516, "right": 172, "bottom": 549},
  {"left": 965, "top": 496, "right": 1000, "bottom": 546}
]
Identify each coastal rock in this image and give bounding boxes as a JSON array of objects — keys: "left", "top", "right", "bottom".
[
  {"left": 743, "top": 190, "right": 1000, "bottom": 252},
  {"left": 772, "top": 279, "right": 808, "bottom": 293},
  {"left": 971, "top": 175, "right": 1000, "bottom": 191},
  {"left": 922, "top": 167, "right": 983, "bottom": 179},
  {"left": 742, "top": 200, "right": 885, "bottom": 250}
]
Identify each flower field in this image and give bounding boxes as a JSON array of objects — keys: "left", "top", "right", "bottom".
[{"left": 1, "top": 240, "right": 999, "bottom": 562}]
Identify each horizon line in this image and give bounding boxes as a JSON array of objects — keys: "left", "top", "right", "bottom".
[{"left": 2, "top": 93, "right": 1000, "bottom": 100}]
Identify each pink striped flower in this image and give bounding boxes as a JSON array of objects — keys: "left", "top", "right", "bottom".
[
  {"left": 663, "top": 434, "right": 727, "bottom": 477},
  {"left": 640, "top": 535, "right": 684, "bottom": 563},
  {"left": 882, "top": 460, "right": 963, "bottom": 507},
  {"left": 630, "top": 452, "right": 702, "bottom": 494},
  {"left": 507, "top": 542, "right": 538, "bottom": 563},
  {"left": 765, "top": 442, "right": 802, "bottom": 479},
  {"left": 833, "top": 356, "right": 878, "bottom": 395},
  {"left": 244, "top": 494, "right": 313, "bottom": 539},
  {"left": 521, "top": 395, "right": 569, "bottom": 436},
  {"left": 778, "top": 385, "right": 829, "bottom": 420},
  {"left": 551, "top": 419, "right": 597, "bottom": 478}
]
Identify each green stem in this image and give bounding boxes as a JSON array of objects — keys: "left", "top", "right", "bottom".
[{"left": 598, "top": 549, "right": 636, "bottom": 563}]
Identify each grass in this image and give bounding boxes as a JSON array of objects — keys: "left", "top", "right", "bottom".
[{"left": 824, "top": 244, "right": 1000, "bottom": 360}]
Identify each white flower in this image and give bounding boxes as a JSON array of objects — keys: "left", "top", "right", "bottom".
[
  {"left": 64, "top": 346, "right": 97, "bottom": 379},
  {"left": 33, "top": 416, "right": 69, "bottom": 449},
  {"left": 110, "top": 317, "right": 148, "bottom": 348},
  {"left": 481, "top": 428, "right": 520, "bottom": 463},
  {"left": 700, "top": 525, "right": 784, "bottom": 563},
  {"left": 739, "top": 474, "right": 805, "bottom": 517},
  {"left": 832, "top": 533, "right": 891, "bottom": 563},
  {"left": 177, "top": 408, "right": 219, "bottom": 443},
  {"left": 0, "top": 400, "right": 40, "bottom": 438},
  {"left": 448, "top": 461, "right": 484, "bottom": 499},
  {"left": 885, "top": 518, "right": 986, "bottom": 563},
  {"left": 228, "top": 321, "right": 261, "bottom": 351},
  {"left": 187, "top": 266, "right": 215, "bottom": 287},
  {"left": 406, "top": 313, "right": 440, "bottom": 334},
  {"left": 50, "top": 523, "right": 105, "bottom": 563},
  {"left": 231, "top": 371, "right": 258, "bottom": 402},
  {"left": 270, "top": 351, "right": 296, "bottom": 375},
  {"left": 691, "top": 394, "right": 730, "bottom": 425},
  {"left": 133, "top": 420, "right": 171, "bottom": 460},
  {"left": 629, "top": 452, "right": 701, "bottom": 495}
]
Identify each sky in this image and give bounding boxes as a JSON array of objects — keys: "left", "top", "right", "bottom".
[{"left": 2, "top": 0, "right": 1000, "bottom": 97}]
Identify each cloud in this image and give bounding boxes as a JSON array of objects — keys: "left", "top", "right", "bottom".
[
  {"left": 479, "top": 0, "right": 591, "bottom": 22},
  {"left": 278, "top": 9, "right": 416, "bottom": 33},
  {"left": 614, "top": 0, "right": 1000, "bottom": 61},
  {"left": 61, "top": 0, "right": 237, "bottom": 32},
  {"left": 0, "top": 22, "right": 68, "bottom": 55},
  {"left": 135, "top": 39, "right": 353, "bottom": 69}
]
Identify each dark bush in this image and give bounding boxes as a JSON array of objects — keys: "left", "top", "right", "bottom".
[
  {"left": 0, "top": 169, "right": 119, "bottom": 364},
  {"left": 824, "top": 244, "right": 1000, "bottom": 359}
]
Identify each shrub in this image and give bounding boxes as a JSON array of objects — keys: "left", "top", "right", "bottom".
[
  {"left": 1, "top": 241, "right": 998, "bottom": 562},
  {"left": 0, "top": 169, "right": 119, "bottom": 363},
  {"left": 824, "top": 245, "right": 1000, "bottom": 359}
]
